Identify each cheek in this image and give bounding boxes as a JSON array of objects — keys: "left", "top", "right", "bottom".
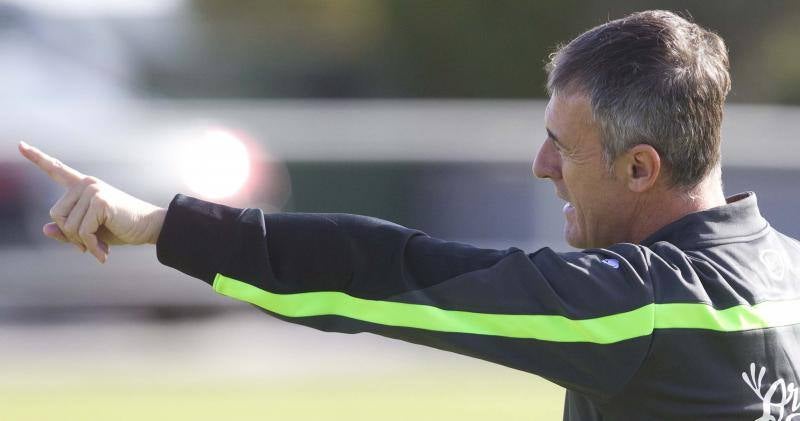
[
  {"left": 564, "top": 169, "right": 616, "bottom": 222},
  {"left": 563, "top": 166, "right": 597, "bottom": 205},
  {"left": 581, "top": 186, "right": 630, "bottom": 236}
]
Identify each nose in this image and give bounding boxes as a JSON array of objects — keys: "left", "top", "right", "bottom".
[{"left": 532, "top": 139, "right": 561, "bottom": 180}]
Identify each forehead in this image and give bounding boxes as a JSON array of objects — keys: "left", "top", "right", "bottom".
[
  {"left": 544, "top": 94, "right": 592, "bottom": 127},
  {"left": 544, "top": 93, "right": 595, "bottom": 136}
]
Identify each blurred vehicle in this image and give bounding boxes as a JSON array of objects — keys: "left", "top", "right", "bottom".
[{"left": 0, "top": 2, "right": 285, "bottom": 318}]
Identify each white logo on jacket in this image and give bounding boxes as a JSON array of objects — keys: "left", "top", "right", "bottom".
[
  {"left": 742, "top": 362, "right": 800, "bottom": 420},
  {"left": 600, "top": 258, "right": 619, "bottom": 269},
  {"left": 759, "top": 249, "right": 786, "bottom": 281}
]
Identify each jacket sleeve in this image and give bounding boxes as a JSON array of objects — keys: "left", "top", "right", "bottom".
[{"left": 156, "top": 194, "right": 656, "bottom": 400}]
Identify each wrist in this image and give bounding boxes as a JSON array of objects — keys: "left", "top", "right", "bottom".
[{"left": 147, "top": 207, "right": 168, "bottom": 245}]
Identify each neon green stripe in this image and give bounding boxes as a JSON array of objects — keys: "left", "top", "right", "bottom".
[
  {"left": 213, "top": 274, "right": 800, "bottom": 344},
  {"left": 654, "top": 300, "right": 800, "bottom": 331},
  {"left": 213, "top": 274, "right": 653, "bottom": 344}
]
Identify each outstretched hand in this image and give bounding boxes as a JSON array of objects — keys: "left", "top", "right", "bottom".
[{"left": 18, "top": 141, "right": 166, "bottom": 263}]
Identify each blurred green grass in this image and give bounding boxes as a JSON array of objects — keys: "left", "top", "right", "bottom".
[
  {"left": 0, "top": 371, "right": 563, "bottom": 420},
  {"left": 0, "top": 312, "right": 564, "bottom": 420}
]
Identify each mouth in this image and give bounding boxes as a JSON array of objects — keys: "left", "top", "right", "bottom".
[
  {"left": 553, "top": 185, "right": 574, "bottom": 214},
  {"left": 557, "top": 193, "right": 574, "bottom": 214},
  {"left": 556, "top": 191, "right": 572, "bottom": 209}
]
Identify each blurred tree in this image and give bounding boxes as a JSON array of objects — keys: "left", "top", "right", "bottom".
[
  {"left": 133, "top": 0, "right": 800, "bottom": 103},
  {"left": 375, "top": 0, "right": 586, "bottom": 97}
]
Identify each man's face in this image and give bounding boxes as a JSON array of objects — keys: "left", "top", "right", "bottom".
[{"left": 533, "top": 93, "right": 635, "bottom": 249}]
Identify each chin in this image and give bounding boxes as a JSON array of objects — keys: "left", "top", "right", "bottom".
[{"left": 564, "top": 226, "right": 588, "bottom": 249}]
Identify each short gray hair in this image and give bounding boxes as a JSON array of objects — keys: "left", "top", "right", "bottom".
[{"left": 545, "top": 10, "right": 731, "bottom": 189}]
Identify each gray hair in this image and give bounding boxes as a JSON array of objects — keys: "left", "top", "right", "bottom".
[{"left": 545, "top": 10, "right": 731, "bottom": 189}]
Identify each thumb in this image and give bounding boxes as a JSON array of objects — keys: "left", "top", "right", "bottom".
[
  {"left": 44, "top": 223, "right": 86, "bottom": 252},
  {"left": 43, "top": 222, "right": 68, "bottom": 242}
]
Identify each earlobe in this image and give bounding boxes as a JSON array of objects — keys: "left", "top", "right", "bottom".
[{"left": 626, "top": 144, "right": 661, "bottom": 193}]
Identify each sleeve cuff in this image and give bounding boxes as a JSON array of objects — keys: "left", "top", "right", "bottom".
[{"left": 156, "top": 194, "right": 245, "bottom": 285}]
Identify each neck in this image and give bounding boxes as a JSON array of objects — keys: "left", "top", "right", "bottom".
[{"left": 629, "top": 169, "right": 727, "bottom": 244}]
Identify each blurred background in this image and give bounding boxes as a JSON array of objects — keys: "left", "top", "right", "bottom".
[{"left": 1, "top": 1, "right": 799, "bottom": 420}]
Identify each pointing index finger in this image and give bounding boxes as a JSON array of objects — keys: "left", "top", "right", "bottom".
[{"left": 18, "top": 141, "right": 85, "bottom": 187}]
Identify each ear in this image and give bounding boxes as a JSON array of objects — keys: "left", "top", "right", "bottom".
[{"left": 618, "top": 144, "right": 661, "bottom": 193}]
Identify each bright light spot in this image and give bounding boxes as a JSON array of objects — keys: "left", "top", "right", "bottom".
[{"left": 180, "top": 130, "right": 250, "bottom": 200}]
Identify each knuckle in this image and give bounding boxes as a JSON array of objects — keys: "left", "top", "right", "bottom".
[
  {"left": 92, "top": 194, "right": 108, "bottom": 208},
  {"left": 78, "top": 227, "right": 92, "bottom": 240},
  {"left": 63, "top": 221, "right": 78, "bottom": 236},
  {"left": 49, "top": 208, "right": 65, "bottom": 224},
  {"left": 88, "top": 197, "right": 106, "bottom": 216}
]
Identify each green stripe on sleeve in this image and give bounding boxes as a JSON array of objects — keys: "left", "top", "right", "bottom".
[
  {"left": 212, "top": 274, "right": 800, "bottom": 344},
  {"left": 213, "top": 274, "right": 654, "bottom": 344},
  {"left": 654, "top": 300, "right": 800, "bottom": 331}
]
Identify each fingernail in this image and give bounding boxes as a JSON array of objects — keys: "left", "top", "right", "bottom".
[{"left": 19, "top": 141, "right": 30, "bottom": 149}]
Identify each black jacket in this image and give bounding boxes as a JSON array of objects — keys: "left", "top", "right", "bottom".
[{"left": 157, "top": 191, "right": 800, "bottom": 420}]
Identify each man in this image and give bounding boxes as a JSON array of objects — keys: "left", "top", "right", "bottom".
[{"left": 18, "top": 10, "right": 800, "bottom": 420}]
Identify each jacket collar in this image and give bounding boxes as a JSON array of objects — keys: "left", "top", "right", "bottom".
[{"left": 640, "top": 191, "right": 770, "bottom": 249}]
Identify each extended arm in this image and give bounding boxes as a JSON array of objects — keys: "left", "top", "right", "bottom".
[
  {"left": 157, "top": 194, "right": 656, "bottom": 399},
  {"left": 20, "top": 142, "right": 655, "bottom": 400}
]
